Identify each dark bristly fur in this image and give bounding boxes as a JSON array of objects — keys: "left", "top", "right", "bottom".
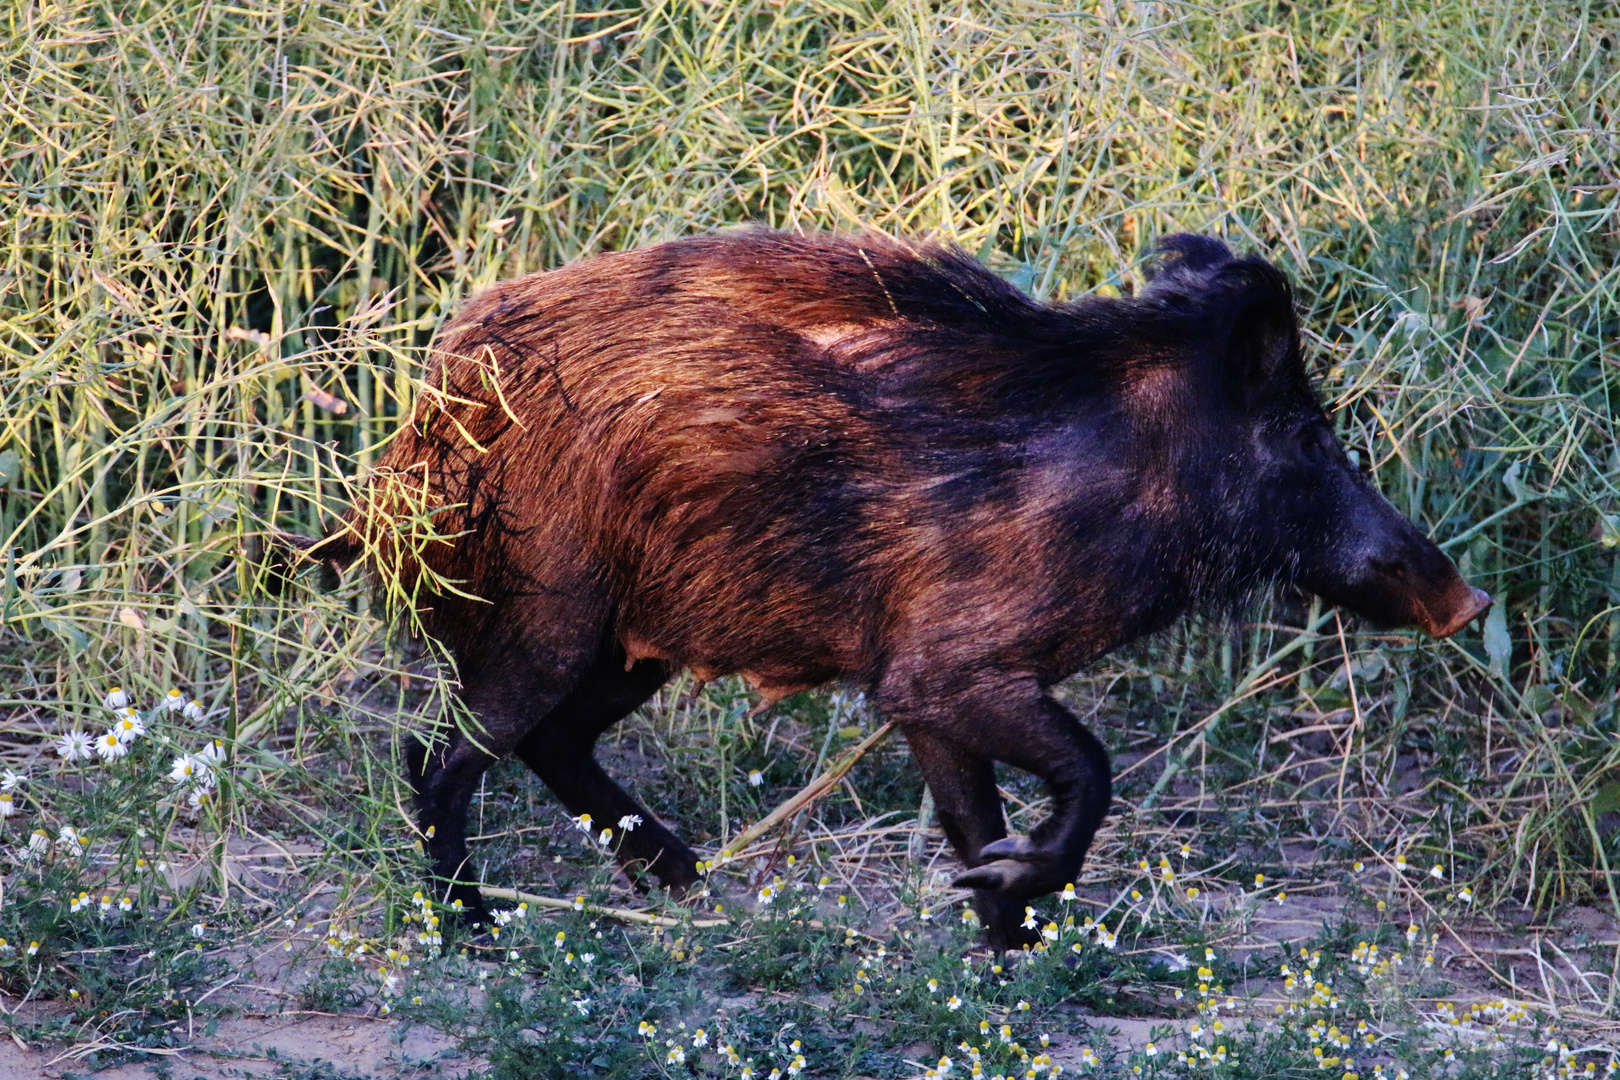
[{"left": 308, "top": 229, "right": 1489, "bottom": 949}]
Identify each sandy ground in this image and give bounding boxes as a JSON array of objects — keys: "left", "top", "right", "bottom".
[
  {"left": 8, "top": 893, "right": 1610, "bottom": 1079},
  {"left": 0, "top": 1010, "right": 473, "bottom": 1079}
]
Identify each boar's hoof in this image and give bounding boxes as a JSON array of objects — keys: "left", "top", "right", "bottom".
[
  {"left": 953, "top": 858, "right": 1052, "bottom": 895},
  {"left": 954, "top": 835, "right": 1072, "bottom": 895},
  {"left": 443, "top": 886, "right": 492, "bottom": 928},
  {"left": 985, "top": 920, "right": 1043, "bottom": 953},
  {"left": 977, "top": 835, "right": 1039, "bottom": 860}
]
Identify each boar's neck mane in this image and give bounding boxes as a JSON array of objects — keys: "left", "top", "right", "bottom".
[{"left": 828, "top": 232, "right": 1309, "bottom": 648}]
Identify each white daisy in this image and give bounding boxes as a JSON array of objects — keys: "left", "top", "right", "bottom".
[
  {"left": 169, "top": 754, "right": 204, "bottom": 785},
  {"left": 182, "top": 700, "right": 204, "bottom": 722},
  {"left": 164, "top": 688, "right": 186, "bottom": 712},
  {"left": 0, "top": 792, "right": 14, "bottom": 817},
  {"left": 103, "top": 686, "right": 129, "bottom": 709},
  {"left": 114, "top": 708, "right": 146, "bottom": 743},
  {"left": 198, "top": 739, "right": 226, "bottom": 765},
  {"left": 0, "top": 769, "right": 23, "bottom": 791},
  {"left": 56, "top": 730, "right": 93, "bottom": 762},
  {"left": 94, "top": 730, "right": 129, "bottom": 760}
]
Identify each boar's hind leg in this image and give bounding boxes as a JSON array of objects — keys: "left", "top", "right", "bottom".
[
  {"left": 409, "top": 622, "right": 604, "bottom": 922},
  {"left": 514, "top": 654, "right": 702, "bottom": 892},
  {"left": 408, "top": 722, "right": 523, "bottom": 923},
  {"left": 887, "top": 680, "right": 1111, "bottom": 945}
]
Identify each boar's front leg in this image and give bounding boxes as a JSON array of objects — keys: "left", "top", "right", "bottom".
[
  {"left": 903, "top": 728, "right": 1035, "bottom": 949},
  {"left": 883, "top": 675, "right": 1112, "bottom": 949}
]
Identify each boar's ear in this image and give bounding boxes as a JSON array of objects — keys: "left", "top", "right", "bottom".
[
  {"left": 1149, "top": 234, "right": 1234, "bottom": 276},
  {"left": 1220, "top": 269, "right": 1300, "bottom": 402},
  {"left": 1144, "top": 237, "right": 1302, "bottom": 399}
]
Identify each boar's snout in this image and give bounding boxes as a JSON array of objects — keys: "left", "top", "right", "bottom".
[
  {"left": 1357, "top": 532, "right": 1492, "bottom": 639},
  {"left": 1379, "top": 562, "right": 1492, "bottom": 638},
  {"left": 1421, "top": 578, "right": 1493, "bottom": 639},
  {"left": 1299, "top": 479, "right": 1492, "bottom": 640}
]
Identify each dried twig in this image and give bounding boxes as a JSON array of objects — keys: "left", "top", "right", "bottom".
[{"left": 712, "top": 721, "right": 896, "bottom": 867}]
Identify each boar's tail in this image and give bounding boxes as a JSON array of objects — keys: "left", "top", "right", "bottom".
[{"left": 265, "top": 527, "right": 362, "bottom": 592}]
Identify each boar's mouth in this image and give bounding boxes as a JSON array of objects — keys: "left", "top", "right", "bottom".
[
  {"left": 1414, "top": 582, "right": 1493, "bottom": 639},
  {"left": 1312, "top": 490, "right": 1494, "bottom": 640},
  {"left": 1311, "top": 547, "right": 1492, "bottom": 641}
]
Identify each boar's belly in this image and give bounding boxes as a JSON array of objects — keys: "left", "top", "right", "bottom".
[{"left": 618, "top": 612, "right": 857, "bottom": 702}]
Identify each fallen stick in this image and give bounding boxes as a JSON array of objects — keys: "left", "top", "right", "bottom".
[
  {"left": 481, "top": 886, "right": 730, "bottom": 929},
  {"left": 712, "top": 721, "right": 896, "bottom": 867},
  {"left": 480, "top": 723, "right": 896, "bottom": 929},
  {"left": 478, "top": 887, "right": 878, "bottom": 940}
]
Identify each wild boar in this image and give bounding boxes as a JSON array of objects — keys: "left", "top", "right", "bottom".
[{"left": 301, "top": 229, "right": 1489, "bottom": 949}]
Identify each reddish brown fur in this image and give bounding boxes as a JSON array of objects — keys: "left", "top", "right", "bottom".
[
  {"left": 385, "top": 234, "right": 1095, "bottom": 695},
  {"left": 317, "top": 229, "right": 1488, "bottom": 948}
]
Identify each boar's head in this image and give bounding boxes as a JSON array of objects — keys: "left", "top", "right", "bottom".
[{"left": 1146, "top": 235, "right": 1490, "bottom": 638}]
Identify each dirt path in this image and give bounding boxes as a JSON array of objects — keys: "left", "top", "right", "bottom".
[{"left": 1, "top": 1012, "right": 474, "bottom": 1079}]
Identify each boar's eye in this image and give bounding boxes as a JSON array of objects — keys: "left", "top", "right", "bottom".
[{"left": 1299, "top": 423, "right": 1339, "bottom": 461}]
